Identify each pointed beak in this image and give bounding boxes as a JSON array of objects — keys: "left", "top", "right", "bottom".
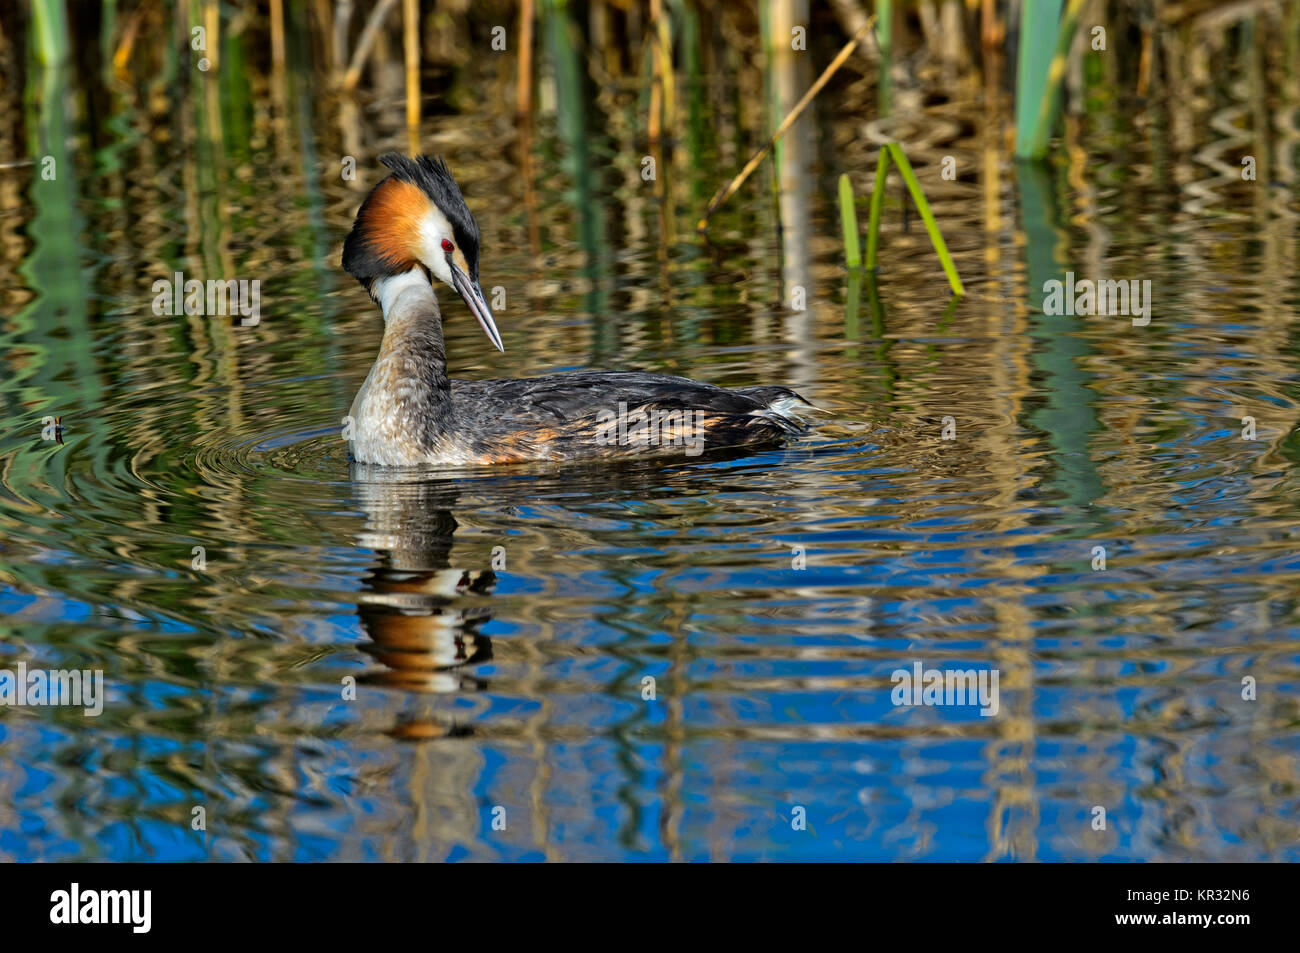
[{"left": 450, "top": 265, "right": 504, "bottom": 353}]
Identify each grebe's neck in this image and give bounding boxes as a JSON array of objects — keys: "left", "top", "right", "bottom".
[
  {"left": 375, "top": 269, "right": 449, "bottom": 379},
  {"left": 349, "top": 270, "right": 452, "bottom": 465}
]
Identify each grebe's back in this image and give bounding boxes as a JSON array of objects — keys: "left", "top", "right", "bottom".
[{"left": 444, "top": 370, "right": 811, "bottom": 464}]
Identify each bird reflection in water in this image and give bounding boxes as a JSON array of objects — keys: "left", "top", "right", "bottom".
[{"left": 352, "top": 469, "right": 495, "bottom": 740}]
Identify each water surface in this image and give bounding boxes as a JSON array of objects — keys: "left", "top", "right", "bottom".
[{"left": 2, "top": 6, "right": 1299, "bottom": 861}]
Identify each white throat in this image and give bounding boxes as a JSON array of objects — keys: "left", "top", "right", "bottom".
[{"left": 374, "top": 269, "right": 438, "bottom": 322}]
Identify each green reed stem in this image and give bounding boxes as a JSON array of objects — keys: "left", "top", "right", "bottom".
[
  {"left": 865, "top": 147, "right": 891, "bottom": 271},
  {"left": 839, "top": 173, "right": 861, "bottom": 269},
  {"left": 1016, "top": 0, "right": 1086, "bottom": 159},
  {"left": 32, "top": 0, "right": 69, "bottom": 66},
  {"left": 884, "top": 144, "right": 963, "bottom": 295},
  {"left": 864, "top": 144, "right": 964, "bottom": 296}
]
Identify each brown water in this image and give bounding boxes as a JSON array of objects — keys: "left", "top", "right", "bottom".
[{"left": 1, "top": 4, "right": 1299, "bottom": 860}]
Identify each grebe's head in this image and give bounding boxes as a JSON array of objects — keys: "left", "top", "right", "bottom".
[{"left": 342, "top": 153, "right": 503, "bottom": 352}]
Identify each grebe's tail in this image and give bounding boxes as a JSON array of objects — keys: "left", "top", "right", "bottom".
[{"left": 735, "top": 386, "right": 821, "bottom": 435}]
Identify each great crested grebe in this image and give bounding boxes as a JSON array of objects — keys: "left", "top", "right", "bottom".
[{"left": 342, "top": 154, "right": 814, "bottom": 466}]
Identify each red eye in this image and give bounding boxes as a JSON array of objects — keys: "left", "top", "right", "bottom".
[{"left": 441, "top": 239, "right": 454, "bottom": 253}]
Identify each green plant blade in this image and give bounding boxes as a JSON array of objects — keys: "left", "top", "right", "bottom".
[
  {"left": 865, "top": 147, "right": 892, "bottom": 270},
  {"left": 838, "top": 173, "right": 861, "bottom": 269},
  {"left": 884, "top": 143, "right": 964, "bottom": 296},
  {"left": 1016, "top": 0, "right": 1086, "bottom": 159}
]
